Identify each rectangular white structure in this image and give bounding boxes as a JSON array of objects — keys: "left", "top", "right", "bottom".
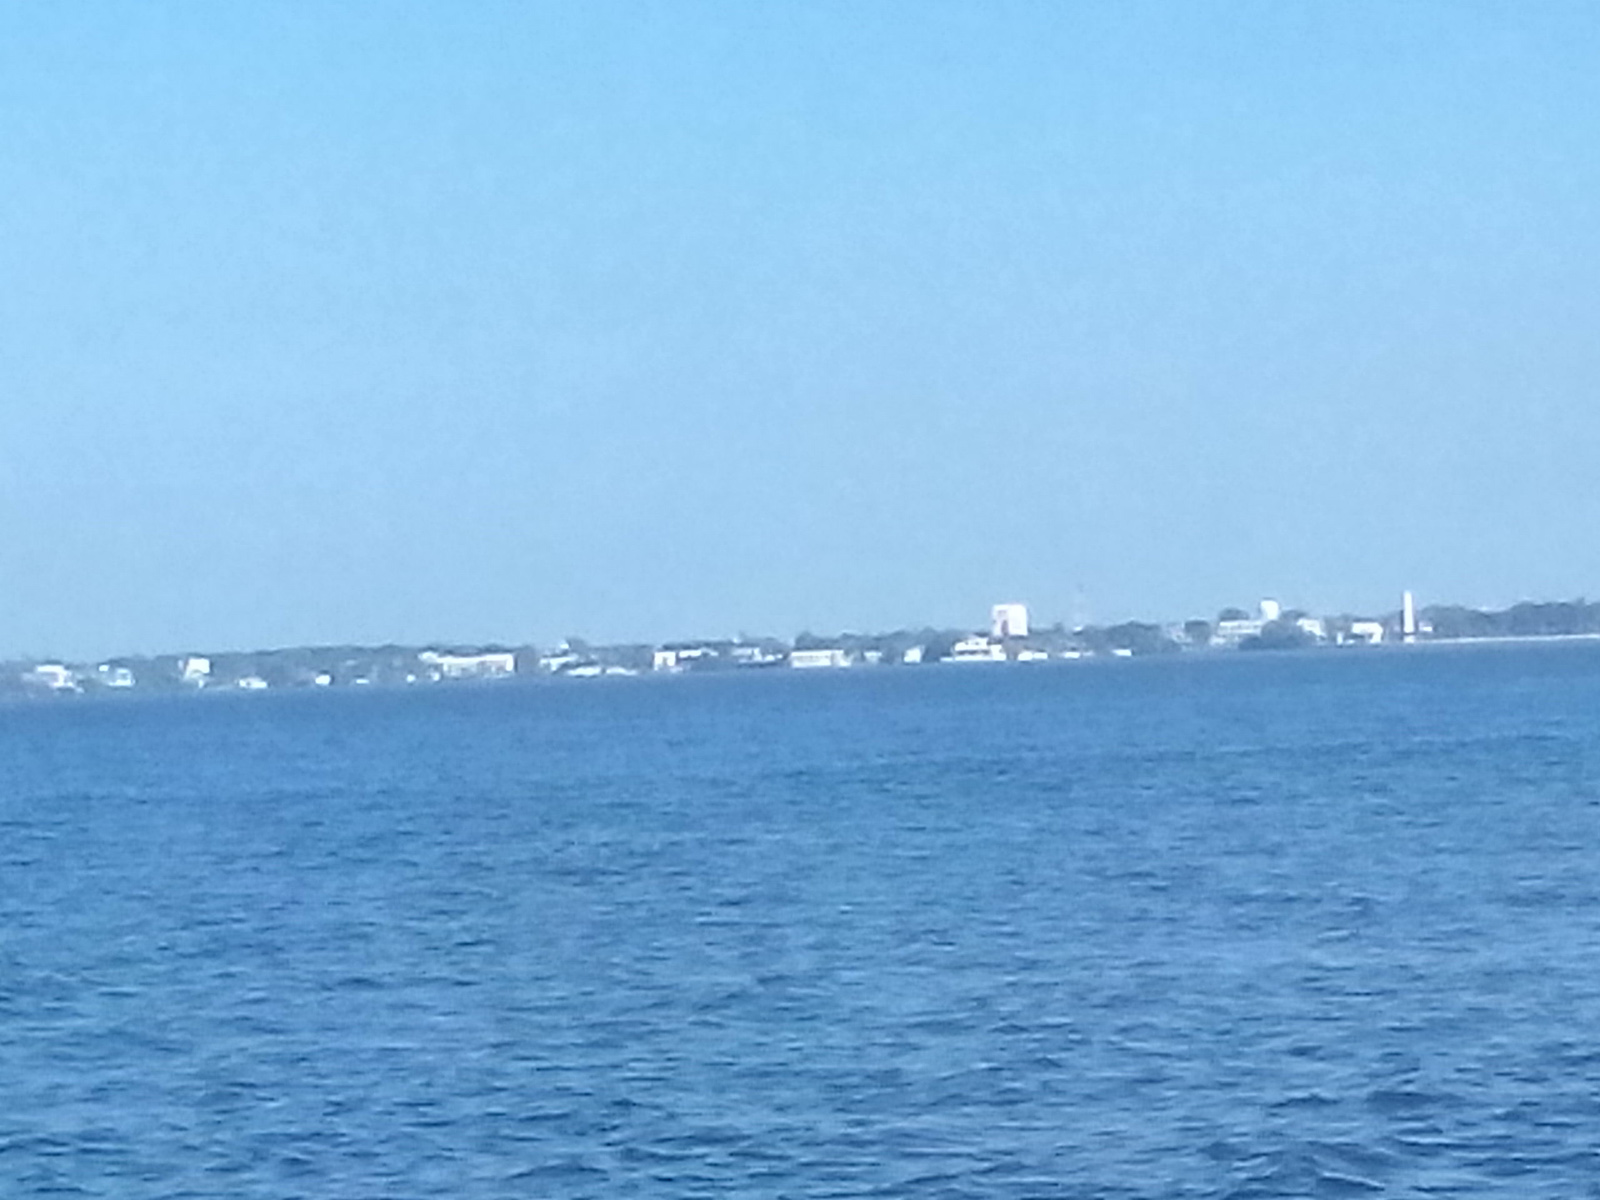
[
  {"left": 950, "top": 636, "right": 1006, "bottom": 662},
  {"left": 26, "top": 663, "right": 77, "bottom": 690},
  {"left": 1349, "top": 620, "right": 1384, "bottom": 644},
  {"left": 1213, "top": 619, "right": 1265, "bottom": 647},
  {"left": 991, "top": 603, "right": 1029, "bottom": 639},
  {"left": 419, "top": 650, "right": 516, "bottom": 680},
  {"left": 789, "top": 648, "right": 850, "bottom": 669}
]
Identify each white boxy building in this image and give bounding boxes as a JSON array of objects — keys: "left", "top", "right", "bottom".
[
  {"left": 96, "top": 664, "right": 135, "bottom": 688},
  {"left": 950, "top": 636, "right": 1006, "bottom": 662},
  {"left": 25, "top": 663, "right": 78, "bottom": 690},
  {"left": 418, "top": 650, "right": 517, "bottom": 680},
  {"left": 789, "top": 648, "right": 851, "bottom": 669},
  {"left": 991, "top": 603, "right": 1029, "bottom": 639}
]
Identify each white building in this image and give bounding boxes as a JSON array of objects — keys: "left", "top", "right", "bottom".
[
  {"left": 1212, "top": 598, "right": 1288, "bottom": 648},
  {"left": 180, "top": 656, "right": 211, "bottom": 685},
  {"left": 1213, "top": 618, "right": 1265, "bottom": 648},
  {"left": 991, "top": 603, "right": 1029, "bottom": 639},
  {"left": 1402, "top": 591, "right": 1417, "bottom": 642},
  {"left": 731, "top": 645, "right": 784, "bottom": 667},
  {"left": 652, "top": 649, "right": 680, "bottom": 672},
  {"left": 1348, "top": 620, "right": 1384, "bottom": 645},
  {"left": 419, "top": 650, "right": 516, "bottom": 680},
  {"left": 950, "top": 636, "right": 1006, "bottom": 663},
  {"left": 96, "top": 664, "right": 135, "bottom": 688},
  {"left": 237, "top": 675, "right": 269, "bottom": 691},
  {"left": 25, "top": 663, "right": 78, "bottom": 691},
  {"left": 789, "top": 648, "right": 851, "bottom": 669},
  {"left": 902, "top": 645, "right": 925, "bottom": 665}
]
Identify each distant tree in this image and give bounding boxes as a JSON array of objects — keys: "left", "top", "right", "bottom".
[
  {"left": 1105, "top": 622, "right": 1179, "bottom": 655},
  {"left": 1240, "top": 619, "right": 1311, "bottom": 651},
  {"left": 919, "top": 630, "right": 963, "bottom": 661},
  {"left": 1183, "top": 619, "right": 1213, "bottom": 646},
  {"left": 1217, "top": 607, "right": 1250, "bottom": 622}
]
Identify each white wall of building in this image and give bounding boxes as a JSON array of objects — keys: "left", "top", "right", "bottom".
[
  {"left": 790, "top": 648, "right": 850, "bottom": 669},
  {"left": 419, "top": 650, "right": 516, "bottom": 679},
  {"left": 951, "top": 636, "right": 1007, "bottom": 662},
  {"left": 991, "top": 603, "right": 1029, "bottom": 638}
]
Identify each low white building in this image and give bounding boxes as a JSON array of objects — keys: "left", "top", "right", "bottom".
[
  {"left": 1296, "top": 617, "right": 1327, "bottom": 642},
  {"left": 1347, "top": 620, "right": 1385, "bottom": 645},
  {"left": 25, "top": 663, "right": 78, "bottom": 691},
  {"left": 1214, "top": 599, "right": 1285, "bottom": 648},
  {"left": 419, "top": 650, "right": 516, "bottom": 680},
  {"left": 789, "top": 648, "right": 851, "bottom": 669},
  {"left": 180, "top": 656, "right": 211, "bottom": 685},
  {"left": 950, "top": 636, "right": 1006, "bottom": 662},
  {"left": 96, "top": 664, "right": 135, "bottom": 688},
  {"left": 1212, "top": 619, "right": 1265, "bottom": 648},
  {"left": 731, "top": 645, "right": 784, "bottom": 667},
  {"left": 653, "top": 645, "right": 717, "bottom": 671}
]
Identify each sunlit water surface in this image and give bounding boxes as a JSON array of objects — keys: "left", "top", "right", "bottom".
[{"left": 5, "top": 646, "right": 1600, "bottom": 1197}]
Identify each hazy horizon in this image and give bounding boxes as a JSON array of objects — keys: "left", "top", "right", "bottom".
[
  {"left": 13, "top": 588, "right": 1600, "bottom": 666},
  {"left": 6, "top": 3, "right": 1599, "bottom": 661}
]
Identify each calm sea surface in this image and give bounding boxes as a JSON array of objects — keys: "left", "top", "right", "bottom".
[{"left": 5, "top": 646, "right": 1600, "bottom": 1197}]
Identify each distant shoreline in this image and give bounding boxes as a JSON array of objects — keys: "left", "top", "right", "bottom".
[
  {"left": 1400, "top": 633, "right": 1600, "bottom": 647},
  {"left": 12, "top": 596, "right": 1600, "bottom": 698}
]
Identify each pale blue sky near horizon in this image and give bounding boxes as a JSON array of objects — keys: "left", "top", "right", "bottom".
[{"left": 4, "top": 2, "right": 1599, "bottom": 658}]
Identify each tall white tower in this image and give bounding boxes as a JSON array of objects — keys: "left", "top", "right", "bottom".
[{"left": 1402, "top": 591, "right": 1417, "bottom": 642}]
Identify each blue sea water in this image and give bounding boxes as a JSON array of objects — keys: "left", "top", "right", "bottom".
[{"left": 5, "top": 646, "right": 1600, "bottom": 1197}]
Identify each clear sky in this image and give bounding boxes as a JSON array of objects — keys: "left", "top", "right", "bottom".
[{"left": 4, "top": 2, "right": 1599, "bottom": 658}]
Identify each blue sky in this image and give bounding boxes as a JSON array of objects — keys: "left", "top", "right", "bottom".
[{"left": 3, "top": 2, "right": 1598, "bottom": 656}]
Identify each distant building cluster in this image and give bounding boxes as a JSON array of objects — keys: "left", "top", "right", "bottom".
[{"left": 10, "top": 590, "right": 1598, "bottom": 700}]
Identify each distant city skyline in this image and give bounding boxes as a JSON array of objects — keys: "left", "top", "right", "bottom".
[
  {"left": 5, "top": 3, "right": 1599, "bottom": 659},
  {"left": 14, "top": 590, "right": 1600, "bottom": 700},
  {"left": 6, "top": 586, "right": 1588, "bottom": 670}
]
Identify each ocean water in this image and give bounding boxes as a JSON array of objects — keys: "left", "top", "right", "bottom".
[{"left": 4, "top": 646, "right": 1600, "bottom": 1197}]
